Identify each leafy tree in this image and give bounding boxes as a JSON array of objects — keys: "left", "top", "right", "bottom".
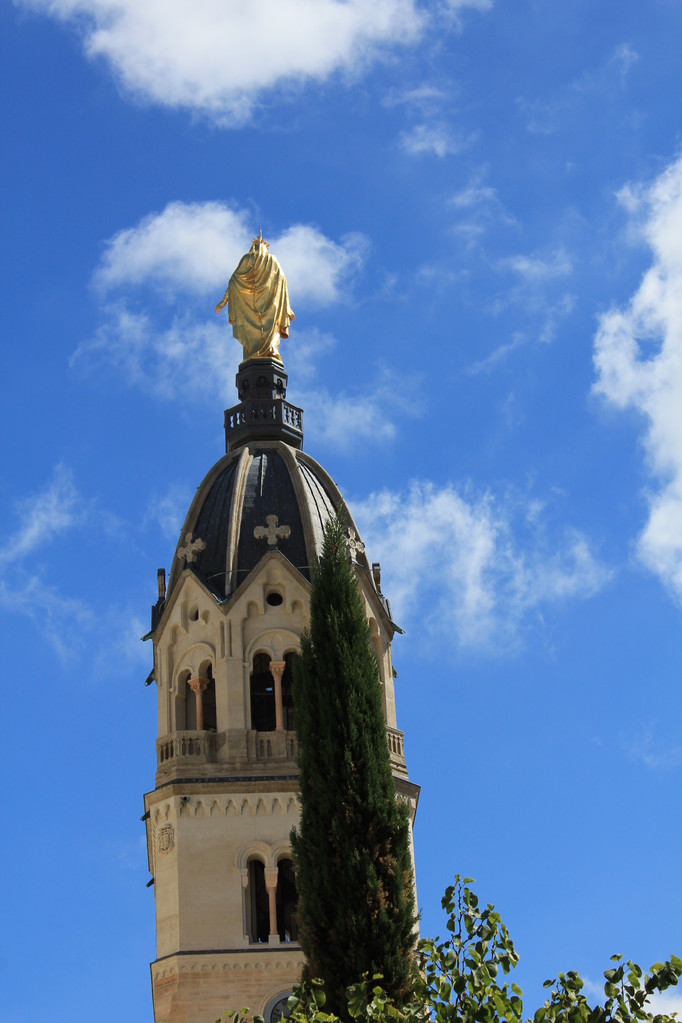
[
  {"left": 290, "top": 513, "right": 417, "bottom": 1016},
  {"left": 217, "top": 877, "right": 680, "bottom": 1023}
]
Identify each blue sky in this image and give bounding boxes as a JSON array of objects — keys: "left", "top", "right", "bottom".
[{"left": 2, "top": 1, "right": 681, "bottom": 1020}]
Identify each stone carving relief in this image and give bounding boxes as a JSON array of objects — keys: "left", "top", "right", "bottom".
[{"left": 158, "top": 824, "right": 175, "bottom": 855}]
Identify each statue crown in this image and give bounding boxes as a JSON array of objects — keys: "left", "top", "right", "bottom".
[{"left": 250, "top": 232, "right": 270, "bottom": 254}]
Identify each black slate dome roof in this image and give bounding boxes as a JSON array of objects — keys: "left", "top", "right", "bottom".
[
  {"left": 151, "top": 357, "right": 393, "bottom": 630},
  {"left": 166, "top": 443, "right": 353, "bottom": 603},
  {"left": 165, "top": 443, "right": 359, "bottom": 601}
]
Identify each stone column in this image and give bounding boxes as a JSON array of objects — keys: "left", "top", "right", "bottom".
[
  {"left": 269, "top": 661, "right": 286, "bottom": 731},
  {"left": 188, "top": 676, "right": 208, "bottom": 731},
  {"left": 264, "top": 868, "right": 279, "bottom": 943}
]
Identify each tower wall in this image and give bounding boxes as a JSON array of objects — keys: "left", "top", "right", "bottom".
[{"left": 143, "top": 364, "right": 418, "bottom": 1023}]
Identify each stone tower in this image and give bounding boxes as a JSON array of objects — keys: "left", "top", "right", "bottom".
[{"left": 142, "top": 357, "right": 419, "bottom": 1023}]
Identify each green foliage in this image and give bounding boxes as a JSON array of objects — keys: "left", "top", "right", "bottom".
[
  {"left": 221, "top": 877, "right": 679, "bottom": 1023},
  {"left": 417, "top": 875, "right": 522, "bottom": 1023},
  {"left": 290, "top": 512, "right": 417, "bottom": 1017}
]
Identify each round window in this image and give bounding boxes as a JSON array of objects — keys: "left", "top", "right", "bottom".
[{"left": 265, "top": 993, "right": 292, "bottom": 1023}]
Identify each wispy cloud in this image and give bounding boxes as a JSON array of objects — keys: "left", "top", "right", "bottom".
[
  {"left": 145, "top": 483, "right": 195, "bottom": 541},
  {"left": 400, "top": 123, "right": 472, "bottom": 158},
  {"left": 0, "top": 464, "right": 81, "bottom": 567},
  {"left": 17, "top": 0, "right": 425, "bottom": 126},
  {"left": 451, "top": 184, "right": 499, "bottom": 209},
  {"left": 300, "top": 367, "right": 417, "bottom": 451},
  {"left": 518, "top": 42, "right": 640, "bottom": 134},
  {"left": 609, "top": 43, "right": 639, "bottom": 83},
  {"left": 72, "top": 304, "right": 242, "bottom": 402},
  {"left": 624, "top": 726, "right": 682, "bottom": 771},
  {"left": 449, "top": 177, "right": 517, "bottom": 245},
  {"left": 593, "top": 153, "right": 682, "bottom": 605},
  {"left": 383, "top": 83, "right": 446, "bottom": 110},
  {"left": 352, "top": 480, "right": 611, "bottom": 652},
  {"left": 501, "top": 249, "right": 573, "bottom": 283},
  {"left": 467, "top": 250, "right": 575, "bottom": 364},
  {"left": 465, "top": 333, "right": 526, "bottom": 376},
  {"left": 0, "top": 574, "right": 95, "bottom": 662},
  {"left": 0, "top": 468, "right": 152, "bottom": 670}
]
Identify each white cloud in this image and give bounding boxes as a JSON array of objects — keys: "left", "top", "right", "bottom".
[
  {"left": 0, "top": 469, "right": 154, "bottom": 668},
  {"left": 273, "top": 226, "right": 368, "bottom": 305},
  {"left": 95, "top": 202, "right": 251, "bottom": 295},
  {"left": 581, "top": 976, "right": 682, "bottom": 1016},
  {"left": 95, "top": 201, "right": 367, "bottom": 307},
  {"left": 648, "top": 990, "right": 682, "bottom": 1017},
  {"left": 17, "top": 0, "right": 424, "bottom": 124},
  {"left": 0, "top": 574, "right": 95, "bottom": 662},
  {"left": 0, "top": 464, "right": 81, "bottom": 567},
  {"left": 72, "top": 304, "right": 242, "bottom": 401},
  {"left": 593, "top": 154, "right": 682, "bottom": 604},
  {"left": 303, "top": 389, "right": 397, "bottom": 449},
  {"left": 400, "top": 123, "right": 469, "bottom": 158},
  {"left": 352, "top": 481, "right": 610, "bottom": 651},
  {"left": 77, "top": 203, "right": 390, "bottom": 449},
  {"left": 502, "top": 248, "right": 573, "bottom": 282},
  {"left": 609, "top": 42, "right": 639, "bottom": 82},
  {"left": 448, "top": 177, "right": 517, "bottom": 245},
  {"left": 450, "top": 184, "right": 499, "bottom": 209},
  {"left": 145, "top": 483, "right": 194, "bottom": 540},
  {"left": 383, "top": 84, "right": 446, "bottom": 110},
  {"left": 625, "top": 726, "right": 682, "bottom": 771},
  {"left": 465, "top": 333, "right": 525, "bottom": 375}
]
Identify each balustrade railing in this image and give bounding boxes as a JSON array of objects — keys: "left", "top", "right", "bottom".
[
  {"left": 156, "top": 727, "right": 400, "bottom": 770},
  {"left": 157, "top": 731, "right": 215, "bottom": 767},
  {"left": 387, "top": 727, "right": 405, "bottom": 760},
  {"left": 254, "top": 730, "right": 298, "bottom": 761}
]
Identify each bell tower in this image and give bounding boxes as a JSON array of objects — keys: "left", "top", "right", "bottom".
[{"left": 142, "top": 243, "right": 419, "bottom": 1023}]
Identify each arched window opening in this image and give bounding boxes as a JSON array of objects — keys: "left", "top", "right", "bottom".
[
  {"left": 203, "top": 664, "right": 217, "bottom": 732},
  {"left": 248, "top": 859, "right": 270, "bottom": 943},
  {"left": 183, "top": 674, "right": 196, "bottom": 730},
  {"left": 282, "top": 653, "right": 295, "bottom": 731},
  {"left": 250, "top": 653, "right": 275, "bottom": 731},
  {"left": 276, "top": 858, "right": 298, "bottom": 942}
]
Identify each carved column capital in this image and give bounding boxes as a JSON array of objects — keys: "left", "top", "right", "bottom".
[
  {"left": 269, "top": 661, "right": 286, "bottom": 683},
  {"left": 264, "top": 868, "right": 279, "bottom": 891},
  {"left": 188, "top": 676, "right": 209, "bottom": 694}
]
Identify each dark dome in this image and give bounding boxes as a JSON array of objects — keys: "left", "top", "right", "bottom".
[{"left": 166, "top": 442, "right": 356, "bottom": 602}]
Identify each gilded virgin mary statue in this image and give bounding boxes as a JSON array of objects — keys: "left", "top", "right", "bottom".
[{"left": 215, "top": 234, "right": 294, "bottom": 362}]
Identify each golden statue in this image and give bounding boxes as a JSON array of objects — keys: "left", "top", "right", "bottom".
[{"left": 215, "top": 234, "right": 294, "bottom": 362}]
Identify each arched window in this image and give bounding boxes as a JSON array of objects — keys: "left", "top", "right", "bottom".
[
  {"left": 282, "top": 653, "right": 295, "bottom": 731},
  {"left": 276, "top": 858, "right": 298, "bottom": 942},
  {"left": 248, "top": 859, "right": 270, "bottom": 943},
  {"left": 250, "top": 653, "right": 275, "bottom": 731},
  {"left": 183, "top": 674, "right": 196, "bottom": 730},
  {"left": 203, "top": 664, "right": 217, "bottom": 732}
]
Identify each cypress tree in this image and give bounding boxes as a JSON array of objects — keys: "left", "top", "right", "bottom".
[{"left": 291, "top": 513, "right": 417, "bottom": 1016}]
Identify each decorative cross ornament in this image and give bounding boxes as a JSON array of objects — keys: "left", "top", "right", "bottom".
[
  {"left": 346, "top": 527, "right": 365, "bottom": 558},
  {"left": 254, "top": 514, "right": 291, "bottom": 546},
  {"left": 177, "top": 531, "right": 206, "bottom": 563}
]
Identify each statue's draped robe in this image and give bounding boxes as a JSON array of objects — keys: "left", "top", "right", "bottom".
[{"left": 227, "top": 247, "right": 294, "bottom": 360}]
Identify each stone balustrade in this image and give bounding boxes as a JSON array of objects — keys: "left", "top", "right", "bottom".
[
  {"left": 156, "top": 727, "right": 402, "bottom": 774},
  {"left": 156, "top": 730, "right": 216, "bottom": 766}
]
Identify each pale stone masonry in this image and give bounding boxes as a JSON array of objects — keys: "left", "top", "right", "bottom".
[{"left": 143, "top": 358, "right": 419, "bottom": 1023}]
